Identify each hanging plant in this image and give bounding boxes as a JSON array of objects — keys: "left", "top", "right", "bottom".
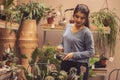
[{"left": 90, "top": 8, "right": 120, "bottom": 56}]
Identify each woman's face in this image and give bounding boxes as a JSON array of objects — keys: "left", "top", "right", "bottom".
[{"left": 73, "top": 11, "right": 86, "bottom": 27}]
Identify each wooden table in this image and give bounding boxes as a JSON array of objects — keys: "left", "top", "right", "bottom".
[{"left": 88, "top": 68, "right": 107, "bottom": 80}]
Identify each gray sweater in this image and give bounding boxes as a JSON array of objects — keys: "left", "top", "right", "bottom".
[{"left": 61, "top": 24, "right": 95, "bottom": 63}]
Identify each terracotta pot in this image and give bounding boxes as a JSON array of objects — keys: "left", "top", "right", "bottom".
[
  {"left": 47, "top": 17, "right": 54, "bottom": 24},
  {"left": 100, "top": 60, "right": 107, "bottom": 65},
  {"left": 0, "top": 28, "right": 16, "bottom": 58},
  {"left": 18, "top": 19, "right": 38, "bottom": 74}
]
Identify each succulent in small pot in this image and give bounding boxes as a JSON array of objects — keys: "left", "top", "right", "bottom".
[{"left": 46, "top": 9, "right": 57, "bottom": 24}]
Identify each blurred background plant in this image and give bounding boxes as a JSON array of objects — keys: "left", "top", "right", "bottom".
[{"left": 90, "top": 8, "right": 120, "bottom": 57}]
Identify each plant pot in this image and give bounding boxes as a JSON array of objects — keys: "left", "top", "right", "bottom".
[
  {"left": 18, "top": 19, "right": 38, "bottom": 76},
  {"left": 102, "top": 18, "right": 111, "bottom": 27},
  {"left": 100, "top": 60, "right": 107, "bottom": 65},
  {"left": 0, "top": 28, "right": 16, "bottom": 58},
  {"left": 95, "top": 60, "right": 107, "bottom": 68},
  {"left": 47, "top": 17, "right": 54, "bottom": 24}
]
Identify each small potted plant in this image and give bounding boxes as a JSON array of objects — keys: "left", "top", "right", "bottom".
[
  {"left": 94, "top": 54, "right": 108, "bottom": 68},
  {"left": 46, "top": 9, "right": 57, "bottom": 24}
]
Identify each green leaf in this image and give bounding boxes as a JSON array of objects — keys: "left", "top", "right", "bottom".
[{"left": 21, "top": 54, "right": 27, "bottom": 59}]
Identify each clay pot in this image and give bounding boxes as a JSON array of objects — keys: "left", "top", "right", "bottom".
[
  {"left": 47, "top": 17, "right": 54, "bottom": 24},
  {"left": 0, "top": 28, "right": 16, "bottom": 58},
  {"left": 18, "top": 19, "right": 38, "bottom": 74}
]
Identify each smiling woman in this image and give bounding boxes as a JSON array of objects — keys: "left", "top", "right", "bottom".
[
  {"left": 73, "top": 12, "right": 86, "bottom": 28},
  {"left": 57, "top": 4, "right": 95, "bottom": 80}
]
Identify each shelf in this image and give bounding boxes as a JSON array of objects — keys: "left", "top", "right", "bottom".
[
  {"left": 0, "top": 20, "right": 19, "bottom": 30},
  {"left": 41, "top": 24, "right": 110, "bottom": 34},
  {"left": 92, "top": 68, "right": 107, "bottom": 76},
  {"left": 41, "top": 24, "right": 64, "bottom": 31}
]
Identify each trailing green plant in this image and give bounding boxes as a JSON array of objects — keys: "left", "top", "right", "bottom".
[{"left": 90, "top": 8, "right": 120, "bottom": 56}]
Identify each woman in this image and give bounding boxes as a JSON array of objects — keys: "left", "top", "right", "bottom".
[{"left": 57, "top": 4, "right": 95, "bottom": 80}]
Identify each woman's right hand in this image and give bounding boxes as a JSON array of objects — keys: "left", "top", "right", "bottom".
[{"left": 56, "top": 45, "right": 63, "bottom": 52}]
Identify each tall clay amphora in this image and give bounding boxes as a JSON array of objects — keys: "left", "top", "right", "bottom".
[
  {"left": 18, "top": 19, "right": 38, "bottom": 78},
  {"left": 0, "top": 28, "right": 16, "bottom": 59}
]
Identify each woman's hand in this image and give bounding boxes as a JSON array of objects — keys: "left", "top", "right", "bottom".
[
  {"left": 63, "top": 53, "right": 74, "bottom": 60},
  {"left": 56, "top": 45, "right": 63, "bottom": 52}
]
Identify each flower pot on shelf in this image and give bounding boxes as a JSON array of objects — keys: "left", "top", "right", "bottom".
[
  {"left": 47, "top": 16, "right": 54, "bottom": 24},
  {"left": 94, "top": 57, "right": 108, "bottom": 68},
  {"left": 100, "top": 59, "right": 107, "bottom": 65}
]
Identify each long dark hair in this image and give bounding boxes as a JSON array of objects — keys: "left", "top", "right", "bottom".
[{"left": 73, "top": 4, "right": 90, "bottom": 28}]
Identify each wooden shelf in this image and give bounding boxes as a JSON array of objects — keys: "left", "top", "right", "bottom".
[
  {"left": 92, "top": 68, "right": 107, "bottom": 76},
  {"left": 41, "top": 24, "right": 110, "bottom": 34},
  {"left": 41, "top": 24, "right": 64, "bottom": 31},
  {"left": 0, "top": 20, "right": 19, "bottom": 30}
]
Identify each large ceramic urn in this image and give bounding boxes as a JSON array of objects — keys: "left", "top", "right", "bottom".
[{"left": 18, "top": 19, "right": 38, "bottom": 75}]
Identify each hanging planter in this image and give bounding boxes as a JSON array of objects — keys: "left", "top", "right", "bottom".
[{"left": 90, "top": 8, "right": 120, "bottom": 57}]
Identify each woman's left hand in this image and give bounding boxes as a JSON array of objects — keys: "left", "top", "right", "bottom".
[{"left": 63, "top": 53, "right": 74, "bottom": 60}]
